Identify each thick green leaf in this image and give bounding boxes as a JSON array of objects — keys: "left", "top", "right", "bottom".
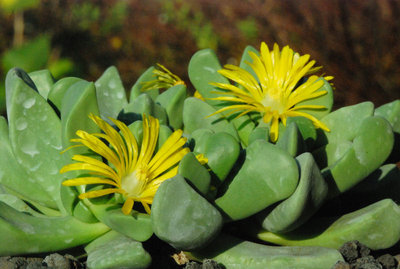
[
  {"left": 375, "top": 99, "right": 400, "bottom": 132},
  {"left": 188, "top": 49, "right": 256, "bottom": 145},
  {"left": 127, "top": 120, "right": 173, "bottom": 152},
  {"left": 188, "top": 49, "right": 229, "bottom": 108},
  {"left": 178, "top": 152, "right": 211, "bottom": 195},
  {"left": 315, "top": 102, "right": 374, "bottom": 147},
  {"left": 73, "top": 201, "right": 98, "bottom": 223},
  {"left": 6, "top": 68, "right": 70, "bottom": 213},
  {"left": 190, "top": 128, "right": 214, "bottom": 154},
  {"left": 258, "top": 153, "right": 328, "bottom": 233},
  {"left": 276, "top": 122, "right": 305, "bottom": 157},
  {"left": 248, "top": 126, "right": 270, "bottom": 145},
  {"left": 183, "top": 97, "right": 238, "bottom": 140},
  {"left": 28, "top": 69, "right": 54, "bottom": 99},
  {"left": 0, "top": 192, "right": 43, "bottom": 216},
  {"left": 151, "top": 175, "right": 223, "bottom": 250},
  {"left": 85, "top": 231, "right": 151, "bottom": 269},
  {"left": 119, "top": 93, "right": 167, "bottom": 126},
  {"left": 204, "top": 132, "right": 240, "bottom": 182},
  {"left": 285, "top": 117, "right": 317, "bottom": 151},
  {"left": 191, "top": 234, "right": 343, "bottom": 269},
  {"left": 215, "top": 140, "right": 299, "bottom": 220},
  {"left": 61, "top": 81, "right": 101, "bottom": 156},
  {"left": 258, "top": 199, "right": 400, "bottom": 250},
  {"left": 0, "top": 202, "right": 109, "bottom": 256},
  {"left": 0, "top": 117, "right": 54, "bottom": 207},
  {"left": 375, "top": 100, "right": 400, "bottom": 162},
  {"left": 322, "top": 116, "right": 394, "bottom": 195},
  {"left": 60, "top": 80, "right": 101, "bottom": 206},
  {"left": 95, "top": 66, "right": 128, "bottom": 121},
  {"left": 47, "top": 77, "right": 82, "bottom": 111},
  {"left": 155, "top": 84, "right": 186, "bottom": 129},
  {"left": 130, "top": 66, "right": 159, "bottom": 101},
  {"left": 329, "top": 164, "right": 400, "bottom": 212},
  {"left": 88, "top": 203, "right": 153, "bottom": 242},
  {"left": 239, "top": 45, "right": 259, "bottom": 79},
  {"left": 230, "top": 114, "right": 255, "bottom": 147}
]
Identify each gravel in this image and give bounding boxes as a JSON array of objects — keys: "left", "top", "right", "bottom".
[{"left": 332, "top": 240, "right": 399, "bottom": 269}]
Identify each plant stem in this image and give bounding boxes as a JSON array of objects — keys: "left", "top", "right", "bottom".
[{"left": 13, "top": 11, "right": 24, "bottom": 47}]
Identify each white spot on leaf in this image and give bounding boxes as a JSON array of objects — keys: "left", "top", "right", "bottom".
[
  {"left": 23, "top": 98, "right": 36, "bottom": 109},
  {"left": 15, "top": 118, "right": 28, "bottom": 131},
  {"left": 108, "top": 80, "right": 116, "bottom": 89},
  {"left": 20, "top": 141, "right": 40, "bottom": 157}
]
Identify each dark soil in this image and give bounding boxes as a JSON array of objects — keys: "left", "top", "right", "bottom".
[
  {"left": 2, "top": 240, "right": 400, "bottom": 269},
  {"left": 0, "top": 253, "right": 84, "bottom": 269},
  {"left": 332, "top": 241, "right": 400, "bottom": 269}
]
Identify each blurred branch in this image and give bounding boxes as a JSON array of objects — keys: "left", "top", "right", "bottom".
[{"left": 13, "top": 11, "right": 24, "bottom": 47}]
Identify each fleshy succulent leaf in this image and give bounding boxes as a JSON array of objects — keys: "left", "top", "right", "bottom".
[
  {"left": 28, "top": 69, "right": 54, "bottom": 99},
  {"left": 188, "top": 49, "right": 228, "bottom": 107},
  {"left": 190, "top": 128, "right": 214, "bottom": 154},
  {"left": 0, "top": 116, "right": 55, "bottom": 208},
  {"left": 183, "top": 97, "right": 239, "bottom": 140},
  {"left": 239, "top": 45, "right": 259, "bottom": 79},
  {"left": 315, "top": 102, "right": 374, "bottom": 147},
  {"left": 320, "top": 116, "right": 394, "bottom": 195},
  {"left": 151, "top": 175, "right": 223, "bottom": 250},
  {"left": 190, "top": 233, "right": 343, "bottom": 269},
  {"left": 155, "top": 84, "right": 187, "bottom": 129},
  {"left": 88, "top": 203, "right": 153, "bottom": 242},
  {"left": 203, "top": 132, "right": 240, "bottom": 182},
  {"left": 257, "top": 152, "right": 328, "bottom": 233},
  {"left": 95, "top": 66, "right": 128, "bottom": 121},
  {"left": 85, "top": 230, "right": 151, "bottom": 269},
  {"left": 0, "top": 201, "right": 109, "bottom": 256},
  {"left": 118, "top": 93, "right": 167, "bottom": 126},
  {"left": 258, "top": 199, "right": 400, "bottom": 250},
  {"left": 130, "top": 66, "right": 159, "bottom": 101},
  {"left": 5, "top": 68, "right": 70, "bottom": 213},
  {"left": 47, "top": 77, "right": 82, "bottom": 111},
  {"left": 188, "top": 49, "right": 256, "bottom": 146},
  {"left": 178, "top": 152, "right": 211, "bottom": 195},
  {"left": 276, "top": 122, "right": 305, "bottom": 157},
  {"left": 215, "top": 140, "right": 299, "bottom": 220}
]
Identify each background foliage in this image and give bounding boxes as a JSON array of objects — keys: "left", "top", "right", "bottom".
[{"left": 0, "top": 0, "right": 399, "bottom": 116}]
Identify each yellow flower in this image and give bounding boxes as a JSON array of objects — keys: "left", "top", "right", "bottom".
[
  {"left": 60, "top": 114, "right": 190, "bottom": 215},
  {"left": 209, "top": 42, "right": 331, "bottom": 142},
  {"left": 141, "top": 63, "right": 185, "bottom": 91},
  {"left": 194, "top": 90, "right": 205, "bottom": 101}
]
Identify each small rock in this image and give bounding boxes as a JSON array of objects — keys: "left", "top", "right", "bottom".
[
  {"left": 43, "top": 253, "right": 70, "bottom": 269},
  {"left": 26, "top": 262, "right": 47, "bottom": 269},
  {"left": 339, "top": 241, "right": 371, "bottom": 263},
  {"left": 202, "top": 259, "right": 223, "bottom": 269},
  {"left": 64, "top": 254, "right": 84, "bottom": 269},
  {"left": 331, "top": 260, "right": 351, "bottom": 269},
  {"left": 0, "top": 256, "right": 44, "bottom": 269},
  {"left": 377, "top": 254, "right": 397, "bottom": 269},
  {"left": 340, "top": 241, "right": 360, "bottom": 263},
  {"left": 354, "top": 255, "right": 382, "bottom": 269},
  {"left": 185, "top": 261, "right": 202, "bottom": 269}
]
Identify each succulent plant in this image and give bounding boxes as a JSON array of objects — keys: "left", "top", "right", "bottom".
[{"left": 0, "top": 42, "right": 399, "bottom": 269}]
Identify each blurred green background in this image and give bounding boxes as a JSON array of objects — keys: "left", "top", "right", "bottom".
[{"left": 0, "top": 0, "right": 399, "bottom": 117}]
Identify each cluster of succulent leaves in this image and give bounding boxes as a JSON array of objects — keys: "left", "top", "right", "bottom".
[{"left": 0, "top": 44, "right": 399, "bottom": 269}]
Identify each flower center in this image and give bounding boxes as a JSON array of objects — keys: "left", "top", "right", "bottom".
[
  {"left": 121, "top": 165, "right": 149, "bottom": 197},
  {"left": 261, "top": 89, "right": 285, "bottom": 114}
]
